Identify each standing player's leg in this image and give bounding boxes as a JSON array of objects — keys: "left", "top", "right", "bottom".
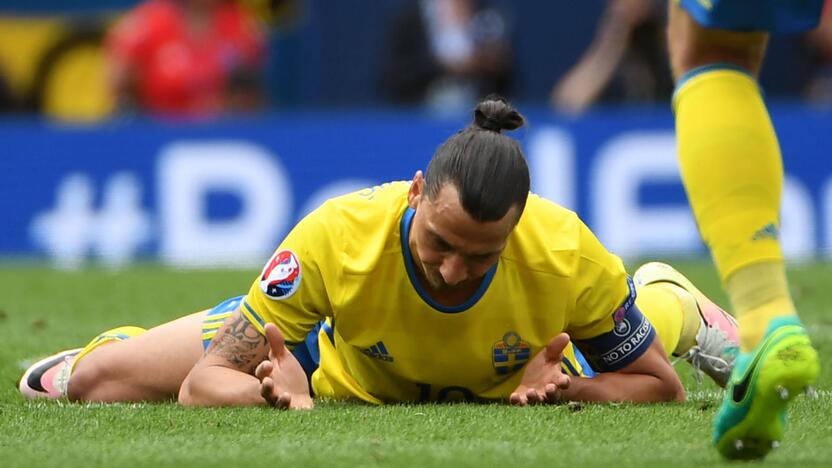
[{"left": 667, "top": 1, "right": 822, "bottom": 459}]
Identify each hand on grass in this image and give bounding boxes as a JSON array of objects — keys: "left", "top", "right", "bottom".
[
  {"left": 254, "top": 323, "right": 314, "bottom": 410},
  {"left": 509, "top": 333, "right": 571, "bottom": 405}
]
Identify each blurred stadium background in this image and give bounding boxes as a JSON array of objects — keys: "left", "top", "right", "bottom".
[
  {"left": 1, "top": 4, "right": 831, "bottom": 465},
  {"left": 0, "top": 0, "right": 830, "bottom": 269}
]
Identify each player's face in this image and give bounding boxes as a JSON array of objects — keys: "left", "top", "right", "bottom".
[{"left": 407, "top": 172, "right": 518, "bottom": 291}]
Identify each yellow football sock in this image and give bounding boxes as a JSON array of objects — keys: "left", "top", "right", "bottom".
[
  {"left": 674, "top": 66, "right": 784, "bottom": 281},
  {"left": 674, "top": 66, "right": 795, "bottom": 351},
  {"left": 636, "top": 283, "right": 700, "bottom": 357},
  {"left": 726, "top": 261, "right": 796, "bottom": 352},
  {"left": 70, "top": 325, "right": 147, "bottom": 374}
]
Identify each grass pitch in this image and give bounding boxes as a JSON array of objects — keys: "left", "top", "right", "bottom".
[{"left": 0, "top": 261, "right": 830, "bottom": 467}]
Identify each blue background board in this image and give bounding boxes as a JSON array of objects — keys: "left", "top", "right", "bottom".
[{"left": 1, "top": 106, "right": 831, "bottom": 266}]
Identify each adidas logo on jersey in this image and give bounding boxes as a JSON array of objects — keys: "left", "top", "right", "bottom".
[
  {"left": 752, "top": 222, "right": 779, "bottom": 241},
  {"left": 360, "top": 341, "right": 394, "bottom": 362}
]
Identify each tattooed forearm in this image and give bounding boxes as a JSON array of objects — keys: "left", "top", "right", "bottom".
[{"left": 206, "top": 315, "right": 268, "bottom": 374}]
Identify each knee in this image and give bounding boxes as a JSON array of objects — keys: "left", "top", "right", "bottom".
[
  {"left": 66, "top": 359, "right": 110, "bottom": 402},
  {"left": 669, "top": 35, "right": 765, "bottom": 80},
  {"left": 667, "top": 8, "right": 768, "bottom": 80}
]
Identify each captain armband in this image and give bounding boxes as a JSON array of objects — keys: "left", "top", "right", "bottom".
[{"left": 572, "top": 279, "right": 656, "bottom": 372}]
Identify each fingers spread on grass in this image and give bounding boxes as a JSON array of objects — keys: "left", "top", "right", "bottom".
[
  {"left": 276, "top": 392, "right": 292, "bottom": 409},
  {"left": 557, "top": 373, "right": 570, "bottom": 390},
  {"left": 544, "top": 383, "right": 558, "bottom": 402},
  {"left": 255, "top": 360, "right": 274, "bottom": 381},
  {"left": 526, "top": 388, "right": 544, "bottom": 404},
  {"left": 260, "top": 376, "right": 276, "bottom": 405},
  {"left": 509, "top": 391, "right": 527, "bottom": 406}
]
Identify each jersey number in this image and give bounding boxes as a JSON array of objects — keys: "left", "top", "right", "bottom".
[{"left": 417, "top": 383, "right": 475, "bottom": 402}]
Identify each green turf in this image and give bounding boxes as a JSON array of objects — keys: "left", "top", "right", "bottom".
[{"left": 0, "top": 260, "right": 829, "bottom": 467}]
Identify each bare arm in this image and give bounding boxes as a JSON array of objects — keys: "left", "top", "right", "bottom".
[
  {"left": 550, "top": 0, "right": 652, "bottom": 113},
  {"left": 564, "top": 338, "right": 685, "bottom": 403},
  {"left": 511, "top": 334, "right": 684, "bottom": 405},
  {"left": 178, "top": 310, "right": 271, "bottom": 406}
]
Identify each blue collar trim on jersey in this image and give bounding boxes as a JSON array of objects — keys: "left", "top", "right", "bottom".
[{"left": 399, "top": 207, "right": 497, "bottom": 314}]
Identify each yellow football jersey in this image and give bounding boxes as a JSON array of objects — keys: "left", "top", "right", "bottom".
[{"left": 242, "top": 181, "right": 654, "bottom": 403}]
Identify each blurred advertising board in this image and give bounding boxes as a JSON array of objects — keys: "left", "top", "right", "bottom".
[{"left": 1, "top": 107, "right": 829, "bottom": 267}]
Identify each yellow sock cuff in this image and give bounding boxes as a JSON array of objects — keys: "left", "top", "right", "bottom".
[
  {"left": 70, "top": 325, "right": 147, "bottom": 374},
  {"left": 664, "top": 283, "right": 702, "bottom": 356},
  {"left": 635, "top": 283, "right": 701, "bottom": 357},
  {"left": 672, "top": 64, "right": 757, "bottom": 113}
]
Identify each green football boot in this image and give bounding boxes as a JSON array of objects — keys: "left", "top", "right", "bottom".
[{"left": 713, "top": 316, "right": 820, "bottom": 460}]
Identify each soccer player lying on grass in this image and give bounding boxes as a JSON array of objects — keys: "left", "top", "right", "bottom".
[{"left": 20, "top": 96, "right": 739, "bottom": 408}]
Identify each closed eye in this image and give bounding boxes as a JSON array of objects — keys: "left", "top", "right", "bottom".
[
  {"left": 431, "top": 233, "right": 452, "bottom": 251},
  {"left": 469, "top": 253, "right": 496, "bottom": 262}
]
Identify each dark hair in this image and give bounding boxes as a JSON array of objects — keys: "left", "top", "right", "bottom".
[{"left": 424, "top": 95, "right": 529, "bottom": 222}]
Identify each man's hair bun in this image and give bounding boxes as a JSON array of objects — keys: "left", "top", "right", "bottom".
[{"left": 473, "top": 94, "right": 525, "bottom": 133}]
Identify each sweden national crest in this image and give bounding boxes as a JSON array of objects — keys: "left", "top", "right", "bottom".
[
  {"left": 260, "top": 250, "right": 302, "bottom": 299},
  {"left": 492, "top": 332, "right": 531, "bottom": 375}
]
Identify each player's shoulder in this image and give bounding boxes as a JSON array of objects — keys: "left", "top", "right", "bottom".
[
  {"left": 503, "top": 194, "right": 581, "bottom": 274},
  {"left": 515, "top": 193, "right": 582, "bottom": 251},
  {"left": 311, "top": 181, "right": 410, "bottom": 262},
  {"left": 506, "top": 193, "right": 622, "bottom": 275},
  {"left": 328, "top": 180, "right": 410, "bottom": 205},
  {"left": 317, "top": 181, "right": 410, "bottom": 225},
  {"left": 522, "top": 193, "right": 580, "bottom": 228}
]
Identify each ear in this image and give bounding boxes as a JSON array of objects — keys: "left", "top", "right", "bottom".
[{"left": 408, "top": 170, "right": 425, "bottom": 209}]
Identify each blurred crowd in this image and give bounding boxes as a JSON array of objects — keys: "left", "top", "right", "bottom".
[
  {"left": 0, "top": 0, "right": 830, "bottom": 121},
  {"left": 106, "top": 0, "right": 265, "bottom": 116},
  {"left": 379, "top": 0, "right": 512, "bottom": 110}
]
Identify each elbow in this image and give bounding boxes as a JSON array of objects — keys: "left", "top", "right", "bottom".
[
  {"left": 667, "top": 385, "right": 687, "bottom": 403},
  {"left": 178, "top": 394, "right": 195, "bottom": 406},
  {"left": 178, "top": 372, "right": 211, "bottom": 407},
  {"left": 178, "top": 391, "right": 195, "bottom": 407},
  {"left": 661, "top": 374, "right": 686, "bottom": 403},
  {"left": 177, "top": 378, "right": 197, "bottom": 406}
]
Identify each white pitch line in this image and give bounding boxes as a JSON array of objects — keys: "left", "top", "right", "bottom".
[{"left": 686, "top": 389, "right": 831, "bottom": 400}]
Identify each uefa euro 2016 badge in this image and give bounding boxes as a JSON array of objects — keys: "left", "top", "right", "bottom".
[
  {"left": 492, "top": 332, "right": 531, "bottom": 375},
  {"left": 612, "top": 305, "right": 631, "bottom": 337},
  {"left": 259, "top": 249, "right": 302, "bottom": 300},
  {"left": 612, "top": 278, "right": 637, "bottom": 337}
]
